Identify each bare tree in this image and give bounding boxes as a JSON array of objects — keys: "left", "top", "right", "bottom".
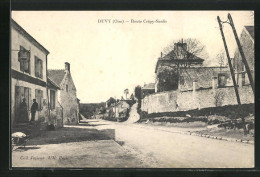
[{"left": 163, "top": 38, "right": 209, "bottom": 60}]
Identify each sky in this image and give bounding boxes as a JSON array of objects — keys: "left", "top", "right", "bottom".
[{"left": 11, "top": 11, "right": 254, "bottom": 103}]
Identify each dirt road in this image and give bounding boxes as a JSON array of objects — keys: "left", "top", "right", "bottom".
[
  {"left": 88, "top": 119, "right": 254, "bottom": 168},
  {"left": 12, "top": 119, "right": 254, "bottom": 168}
]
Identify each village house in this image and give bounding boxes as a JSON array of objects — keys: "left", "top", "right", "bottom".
[
  {"left": 232, "top": 26, "right": 254, "bottom": 87},
  {"left": 11, "top": 19, "right": 62, "bottom": 132},
  {"left": 48, "top": 62, "right": 79, "bottom": 125},
  {"left": 155, "top": 41, "right": 232, "bottom": 92},
  {"left": 114, "top": 99, "right": 135, "bottom": 119}
]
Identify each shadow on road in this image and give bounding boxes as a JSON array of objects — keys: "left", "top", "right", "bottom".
[
  {"left": 27, "top": 126, "right": 116, "bottom": 145},
  {"left": 13, "top": 146, "right": 41, "bottom": 152},
  {"left": 75, "top": 123, "right": 108, "bottom": 127}
]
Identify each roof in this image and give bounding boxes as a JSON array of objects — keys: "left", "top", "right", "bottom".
[
  {"left": 115, "top": 99, "right": 135, "bottom": 106},
  {"left": 155, "top": 46, "right": 204, "bottom": 73},
  {"left": 47, "top": 77, "right": 60, "bottom": 90},
  {"left": 48, "top": 69, "right": 66, "bottom": 86},
  {"left": 162, "top": 49, "right": 204, "bottom": 61},
  {"left": 11, "top": 19, "right": 50, "bottom": 55},
  {"left": 179, "top": 67, "right": 230, "bottom": 91},
  {"left": 244, "top": 26, "right": 254, "bottom": 39},
  {"left": 142, "top": 83, "right": 155, "bottom": 90}
]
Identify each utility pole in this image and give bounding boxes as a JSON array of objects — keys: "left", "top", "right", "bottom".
[
  {"left": 228, "top": 13, "right": 255, "bottom": 95},
  {"left": 217, "top": 16, "right": 241, "bottom": 105}
]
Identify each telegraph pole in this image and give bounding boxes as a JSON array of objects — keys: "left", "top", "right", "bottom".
[
  {"left": 217, "top": 16, "right": 241, "bottom": 105},
  {"left": 227, "top": 13, "right": 255, "bottom": 95}
]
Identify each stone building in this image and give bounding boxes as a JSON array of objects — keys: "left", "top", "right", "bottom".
[
  {"left": 48, "top": 62, "right": 79, "bottom": 125},
  {"left": 11, "top": 19, "right": 61, "bottom": 132},
  {"left": 232, "top": 26, "right": 254, "bottom": 87},
  {"left": 155, "top": 41, "right": 232, "bottom": 92}
]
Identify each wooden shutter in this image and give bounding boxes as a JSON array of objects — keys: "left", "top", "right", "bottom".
[
  {"left": 24, "top": 87, "right": 29, "bottom": 110},
  {"left": 40, "top": 90, "right": 43, "bottom": 110},
  {"left": 35, "top": 57, "right": 37, "bottom": 77},
  {"left": 15, "top": 86, "right": 24, "bottom": 122},
  {"left": 28, "top": 88, "right": 31, "bottom": 111},
  {"left": 40, "top": 60, "right": 43, "bottom": 78}
]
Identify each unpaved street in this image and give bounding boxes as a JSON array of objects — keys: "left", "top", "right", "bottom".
[
  {"left": 85, "top": 119, "right": 254, "bottom": 168},
  {"left": 12, "top": 119, "right": 254, "bottom": 168}
]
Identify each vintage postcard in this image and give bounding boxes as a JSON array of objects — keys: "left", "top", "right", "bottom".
[{"left": 10, "top": 11, "right": 254, "bottom": 168}]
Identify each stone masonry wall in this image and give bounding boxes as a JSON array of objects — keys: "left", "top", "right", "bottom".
[
  {"left": 142, "top": 85, "right": 254, "bottom": 114},
  {"left": 59, "top": 73, "right": 78, "bottom": 125}
]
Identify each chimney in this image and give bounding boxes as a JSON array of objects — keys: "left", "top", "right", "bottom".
[{"left": 65, "top": 62, "right": 70, "bottom": 73}]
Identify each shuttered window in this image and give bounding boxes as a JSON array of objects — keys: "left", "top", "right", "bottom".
[
  {"left": 50, "top": 90, "right": 55, "bottom": 110},
  {"left": 35, "top": 89, "right": 43, "bottom": 110},
  {"left": 35, "top": 56, "right": 43, "bottom": 79}
]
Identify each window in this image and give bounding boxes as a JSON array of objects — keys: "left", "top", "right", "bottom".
[
  {"left": 218, "top": 74, "right": 226, "bottom": 88},
  {"left": 50, "top": 90, "right": 56, "bottom": 110},
  {"left": 35, "top": 89, "right": 43, "bottom": 110},
  {"left": 66, "top": 85, "right": 68, "bottom": 92},
  {"left": 35, "top": 56, "right": 43, "bottom": 78},
  {"left": 18, "top": 46, "right": 30, "bottom": 74}
]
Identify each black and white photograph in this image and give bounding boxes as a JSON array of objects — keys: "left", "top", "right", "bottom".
[{"left": 10, "top": 11, "right": 254, "bottom": 168}]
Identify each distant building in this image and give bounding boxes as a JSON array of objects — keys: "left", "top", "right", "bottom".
[
  {"left": 141, "top": 83, "right": 155, "bottom": 98},
  {"left": 48, "top": 62, "right": 79, "bottom": 125},
  {"left": 232, "top": 26, "right": 254, "bottom": 87}
]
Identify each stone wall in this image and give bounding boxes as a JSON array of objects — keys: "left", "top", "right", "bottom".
[
  {"left": 142, "top": 85, "right": 254, "bottom": 114},
  {"left": 58, "top": 73, "right": 79, "bottom": 125}
]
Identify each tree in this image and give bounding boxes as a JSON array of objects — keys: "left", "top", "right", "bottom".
[
  {"left": 130, "top": 93, "right": 135, "bottom": 101},
  {"left": 134, "top": 85, "right": 142, "bottom": 111},
  {"left": 156, "top": 65, "right": 179, "bottom": 92},
  {"left": 134, "top": 85, "right": 142, "bottom": 100},
  {"left": 107, "top": 97, "right": 116, "bottom": 107},
  {"left": 124, "top": 88, "right": 129, "bottom": 99},
  {"left": 163, "top": 38, "right": 209, "bottom": 60}
]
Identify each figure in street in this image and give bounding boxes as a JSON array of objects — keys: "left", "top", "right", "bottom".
[
  {"left": 30, "top": 99, "right": 38, "bottom": 122},
  {"left": 19, "top": 98, "right": 29, "bottom": 123}
]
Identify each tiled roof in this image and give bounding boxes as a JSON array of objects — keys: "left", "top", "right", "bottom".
[
  {"left": 162, "top": 50, "right": 204, "bottom": 61},
  {"left": 245, "top": 26, "right": 254, "bottom": 39},
  {"left": 47, "top": 77, "right": 60, "bottom": 89},
  {"left": 142, "top": 83, "right": 155, "bottom": 90},
  {"left": 48, "top": 69, "right": 66, "bottom": 86}
]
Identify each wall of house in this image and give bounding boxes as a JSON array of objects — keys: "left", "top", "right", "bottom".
[
  {"left": 11, "top": 78, "right": 49, "bottom": 124},
  {"left": 142, "top": 85, "right": 254, "bottom": 114},
  {"left": 58, "top": 73, "right": 78, "bottom": 125},
  {"left": 11, "top": 26, "right": 49, "bottom": 125},
  {"left": 48, "top": 89, "right": 63, "bottom": 128},
  {"left": 233, "top": 29, "right": 254, "bottom": 85},
  {"left": 11, "top": 28, "right": 47, "bottom": 82}
]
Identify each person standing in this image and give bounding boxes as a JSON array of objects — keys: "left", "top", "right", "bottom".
[
  {"left": 19, "top": 98, "right": 29, "bottom": 123},
  {"left": 30, "top": 99, "right": 38, "bottom": 122}
]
